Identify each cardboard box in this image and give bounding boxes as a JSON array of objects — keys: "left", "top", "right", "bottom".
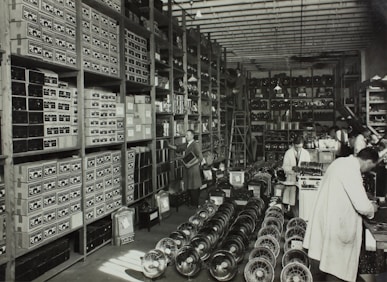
[
  {"left": 43, "top": 160, "right": 57, "bottom": 178},
  {"left": 54, "top": 49, "right": 67, "bottom": 65},
  {"left": 95, "top": 179, "right": 104, "bottom": 192},
  {"left": 15, "top": 212, "right": 43, "bottom": 232},
  {"left": 57, "top": 217, "right": 70, "bottom": 233},
  {"left": 116, "top": 131, "right": 124, "bottom": 142},
  {"left": 125, "top": 96, "right": 135, "bottom": 113},
  {"left": 10, "top": 21, "right": 42, "bottom": 41},
  {"left": 42, "top": 208, "right": 57, "bottom": 225},
  {"left": 43, "top": 223, "right": 58, "bottom": 240},
  {"left": 14, "top": 162, "right": 43, "bottom": 183},
  {"left": 69, "top": 173, "right": 82, "bottom": 186},
  {"left": 71, "top": 211, "right": 83, "bottom": 229},
  {"left": 85, "top": 195, "right": 95, "bottom": 209},
  {"left": 95, "top": 192, "right": 105, "bottom": 204},
  {"left": 84, "top": 99, "right": 100, "bottom": 109},
  {"left": 15, "top": 180, "right": 43, "bottom": 199},
  {"left": 43, "top": 137, "right": 59, "bottom": 151},
  {"left": 43, "top": 177, "right": 57, "bottom": 193},
  {"left": 16, "top": 196, "right": 42, "bottom": 215},
  {"left": 69, "top": 200, "right": 81, "bottom": 214},
  {"left": 11, "top": 39, "right": 42, "bottom": 59},
  {"left": 65, "top": 10, "right": 76, "bottom": 26},
  {"left": 57, "top": 174, "right": 70, "bottom": 189},
  {"left": 66, "top": 51, "right": 77, "bottom": 66},
  {"left": 53, "top": 20, "right": 66, "bottom": 35},
  {"left": 143, "top": 124, "right": 152, "bottom": 139},
  {"left": 81, "top": 3, "right": 91, "bottom": 19},
  {"left": 85, "top": 208, "right": 94, "bottom": 223},
  {"left": 16, "top": 229, "right": 43, "bottom": 249},
  {"left": 135, "top": 103, "right": 152, "bottom": 124},
  {"left": 95, "top": 204, "right": 105, "bottom": 218},
  {"left": 134, "top": 95, "right": 151, "bottom": 104},
  {"left": 10, "top": 4, "right": 39, "bottom": 24},
  {"left": 57, "top": 204, "right": 70, "bottom": 219},
  {"left": 65, "top": 0, "right": 75, "bottom": 10},
  {"left": 42, "top": 192, "right": 57, "bottom": 209}
]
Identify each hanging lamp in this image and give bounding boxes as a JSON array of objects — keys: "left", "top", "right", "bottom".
[{"left": 188, "top": 73, "right": 198, "bottom": 82}]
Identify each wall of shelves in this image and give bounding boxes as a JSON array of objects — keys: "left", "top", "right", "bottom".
[
  {"left": 363, "top": 88, "right": 387, "bottom": 136},
  {"left": 0, "top": 0, "right": 227, "bottom": 280},
  {"left": 249, "top": 69, "right": 335, "bottom": 161}
]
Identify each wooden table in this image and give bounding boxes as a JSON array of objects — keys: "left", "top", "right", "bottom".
[{"left": 363, "top": 220, "right": 387, "bottom": 273}]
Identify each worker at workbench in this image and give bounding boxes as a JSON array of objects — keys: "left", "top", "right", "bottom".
[
  {"left": 282, "top": 135, "right": 311, "bottom": 181},
  {"left": 303, "top": 147, "right": 379, "bottom": 281},
  {"left": 281, "top": 135, "right": 311, "bottom": 214}
]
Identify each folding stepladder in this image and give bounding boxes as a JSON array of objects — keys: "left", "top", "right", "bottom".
[{"left": 227, "top": 110, "right": 252, "bottom": 168}]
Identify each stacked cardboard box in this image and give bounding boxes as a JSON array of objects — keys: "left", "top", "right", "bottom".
[
  {"left": 10, "top": 0, "right": 77, "bottom": 67},
  {"left": 124, "top": 29, "right": 149, "bottom": 83},
  {"left": 82, "top": 3, "right": 120, "bottom": 77},
  {"left": 84, "top": 88, "right": 124, "bottom": 146},
  {"left": 11, "top": 66, "right": 78, "bottom": 153},
  {"left": 126, "top": 95, "right": 152, "bottom": 141},
  {"left": 83, "top": 150, "right": 122, "bottom": 223},
  {"left": 14, "top": 157, "right": 83, "bottom": 249}
]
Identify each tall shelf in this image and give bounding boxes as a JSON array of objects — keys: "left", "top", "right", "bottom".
[
  {"left": 0, "top": 0, "right": 228, "bottom": 280},
  {"left": 362, "top": 88, "right": 387, "bottom": 137},
  {"left": 249, "top": 69, "right": 335, "bottom": 161}
]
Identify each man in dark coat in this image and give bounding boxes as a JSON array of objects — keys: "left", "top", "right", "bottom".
[{"left": 168, "top": 130, "right": 203, "bottom": 208}]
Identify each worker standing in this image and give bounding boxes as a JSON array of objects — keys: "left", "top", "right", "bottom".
[
  {"left": 303, "top": 147, "right": 379, "bottom": 281},
  {"left": 167, "top": 130, "right": 203, "bottom": 208}
]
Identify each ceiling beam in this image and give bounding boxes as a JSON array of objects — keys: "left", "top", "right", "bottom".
[
  {"left": 181, "top": 3, "right": 369, "bottom": 21},
  {"left": 167, "top": 0, "right": 368, "bottom": 13},
  {"left": 184, "top": 14, "right": 371, "bottom": 30},
  {"left": 210, "top": 27, "right": 372, "bottom": 40},
  {"left": 198, "top": 19, "right": 370, "bottom": 34}
]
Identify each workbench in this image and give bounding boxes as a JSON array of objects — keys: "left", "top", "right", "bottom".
[{"left": 363, "top": 211, "right": 387, "bottom": 273}]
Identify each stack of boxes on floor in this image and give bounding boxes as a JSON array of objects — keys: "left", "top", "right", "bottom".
[
  {"left": 126, "top": 95, "right": 152, "bottom": 141},
  {"left": 82, "top": 2, "right": 120, "bottom": 77},
  {"left": 11, "top": 67, "right": 78, "bottom": 153},
  {"left": 14, "top": 157, "right": 83, "bottom": 249},
  {"left": 9, "top": 0, "right": 77, "bottom": 67},
  {"left": 84, "top": 88, "right": 124, "bottom": 146},
  {"left": 84, "top": 151, "right": 122, "bottom": 223}
]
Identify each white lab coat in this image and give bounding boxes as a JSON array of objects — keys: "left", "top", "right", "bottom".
[
  {"left": 303, "top": 155, "right": 374, "bottom": 281},
  {"left": 282, "top": 147, "right": 311, "bottom": 176},
  {"left": 353, "top": 134, "right": 367, "bottom": 156},
  {"left": 282, "top": 147, "right": 310, "bottom": 205}
]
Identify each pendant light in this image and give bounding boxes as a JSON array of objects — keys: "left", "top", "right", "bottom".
[
  {"left": 273, "top": 26, "right": 282, "bottom": 93},
  {"left": 188, "top": 0, "right": 198, "bottom": 83},
  {"left": 188, "top": 73, "right": 198, "bottom": 82}
]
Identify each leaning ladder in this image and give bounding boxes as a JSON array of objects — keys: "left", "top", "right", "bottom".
[{"left": 227, "top": 110, "right": 251, "bottom": 168}]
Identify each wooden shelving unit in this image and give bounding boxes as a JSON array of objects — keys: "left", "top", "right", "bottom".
[{"left": 0, "top": 0, "right": 228, "bottom": 280}]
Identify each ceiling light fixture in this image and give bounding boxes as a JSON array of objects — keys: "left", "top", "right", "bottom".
[{"left": 188, "top": 73, "right": 198, "bottom": 82}]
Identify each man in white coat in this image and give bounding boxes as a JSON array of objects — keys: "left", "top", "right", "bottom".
[
  {"left": 281, "top": 135, "right": 311, "bottom": 208},
  {"left": 303, "top": 147, "right": 379, "bottom": 281}
]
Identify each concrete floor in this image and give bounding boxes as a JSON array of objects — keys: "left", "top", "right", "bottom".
[
  {"left": 48, "top": 189, "right": 291, "bottom": 282},
  {"left": 47, "top": 193, "right": 372, "bottom": 282}
]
